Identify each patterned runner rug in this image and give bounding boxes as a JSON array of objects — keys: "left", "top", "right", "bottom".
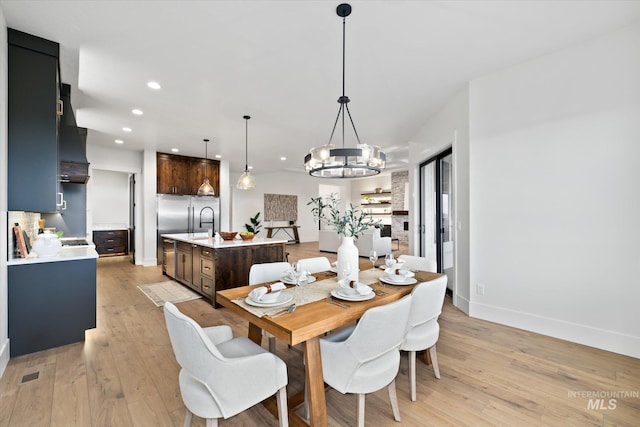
[{"left": 137, "top": 281, "right": 202, "bottom": 307}]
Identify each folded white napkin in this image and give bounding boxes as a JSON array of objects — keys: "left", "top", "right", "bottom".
[
  {"left": 285, "top": 269, "right": 308, "bottom": 282},
  {"left": 384, "top": 268, "right": 415, "bottom": 278},
  {"left": 248, "top": 282, "right": 287, "bottom": 301},
  {"left": 338, "top": 279, "right": 373, "bottom": 295}
]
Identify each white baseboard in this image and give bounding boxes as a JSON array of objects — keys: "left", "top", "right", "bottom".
[
  {"left": 470, "top": 301, "right": 640, "bottom": 359},
  {"left": 0, "top": 339, "right": 9, "bottom": 378},
  {"left": 453, "top": 292, "right": 470, "bottom": 315}
]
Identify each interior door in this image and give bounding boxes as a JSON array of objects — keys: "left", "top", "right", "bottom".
[{"left": 419, "top": 147, "right": 454, "bottom": 289}]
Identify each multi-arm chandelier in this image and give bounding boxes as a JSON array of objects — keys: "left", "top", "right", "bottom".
[{"left": 304, "top": 3, "right": 385, "bottom": 178}]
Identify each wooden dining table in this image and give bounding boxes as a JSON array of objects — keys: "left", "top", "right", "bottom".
[{"left": 216, "top": 268, "right": 442, "bottom": 427}]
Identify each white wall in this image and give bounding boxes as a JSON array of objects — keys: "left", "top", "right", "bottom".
[
  {"left": 409, "top": 86, "right": 471, "bottom": 313},
  {"left": 91, "top": 169, "right": 130, "bottom": 226},
  {"left": 468, "top": 23, "right": 640, "bottom": 357},
  {"left": 230, "top": 171, "right": 351, "bottom": 243},
  {"left": 0, "top": 6, "right": 10, "bottom": 375},
  {"left": 86, "top": 144, "right": 146, "bottom": 262}
]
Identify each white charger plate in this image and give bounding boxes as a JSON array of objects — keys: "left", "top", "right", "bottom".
[
  {"left": 331, "top": 288, "right": 375, "bottom": 302},
  {"left": 379, "top": 275, "right": 418, "bottom": 286},
  {"left": 245, "top": 292, "right": 293, "bottom": 307},
  {"left": 281, "top": 275, "right": 317, "bottom": 285}
]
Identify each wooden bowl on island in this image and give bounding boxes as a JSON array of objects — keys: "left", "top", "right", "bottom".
[
  {"left": 239, "top": 232, "right": 255, "bottom": 241},
  {"left": 219, "top": 231, "right": 238, "bottom": 241}
]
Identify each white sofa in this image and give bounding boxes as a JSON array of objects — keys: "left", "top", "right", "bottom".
[{"left": 318, "top": 228, "right": 392, "bottom": 257}]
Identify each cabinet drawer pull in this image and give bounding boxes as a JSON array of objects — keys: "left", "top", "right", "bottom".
[
  {"left": 203, "top": 266, "right": 211, "bottom": 271},
  {"left": 57, "top": 99, "right": 63, "bottom": 116},
  {"left": 202, "top": 250, "right": 211, "bottom": 256},
  {"left": 107, "top": 239, "right": 114, "bottom": 242}
]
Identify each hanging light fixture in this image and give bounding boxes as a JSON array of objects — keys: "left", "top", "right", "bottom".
[
  {"left": 197, "top": 138, "right": 215, "bottom": 196},
  {"left": 237, "top": 115, "right": 255, "bottom": 189},
  {"left": 304, "top": 3, "right": 385, "bottom": 178}
]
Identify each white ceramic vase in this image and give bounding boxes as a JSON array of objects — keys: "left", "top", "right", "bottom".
[{"left": 337, "top": 235, "right": 359, "bottom": 283}]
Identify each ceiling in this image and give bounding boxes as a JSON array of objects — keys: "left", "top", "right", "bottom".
[{"left": 3, "top": 1, "right": 640, "bottom": 176}]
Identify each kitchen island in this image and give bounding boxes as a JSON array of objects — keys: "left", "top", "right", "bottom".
[
  {"left": 7, "top": 246, "right": 98, "bottom": 357},
  {"left": 161, "top": 233, "right": 288, "bottom": 307}
]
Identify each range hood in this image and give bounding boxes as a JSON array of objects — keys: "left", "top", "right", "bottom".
[{"left": 59, "top": 83, "right": 90, "bottom": 183}]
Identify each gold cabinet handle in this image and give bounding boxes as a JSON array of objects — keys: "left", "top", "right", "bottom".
[{"left": 57, "top": 99, "right": 63, "bottom": 116}]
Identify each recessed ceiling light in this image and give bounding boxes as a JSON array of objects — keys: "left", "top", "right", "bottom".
[
  {"left": 147, "top": 81, "right": 161, "bottom": 90},
  {"left": 215, "top": 154, "right": 222, "bottom": 159},
  {"left": 115, "top": 139, "right": 124, "bottom": 144},
  {"left": 171, "top": 148, "right": 179, "bottom": 153},
  {"left": 132, "top": 109, "right": 143, "bottom": 115},
  {"left": 122, "top": 127, "right": 132, "bottom": 132},
  {"left": 280, "top": 157, "right": 287, "bottom": 161}
]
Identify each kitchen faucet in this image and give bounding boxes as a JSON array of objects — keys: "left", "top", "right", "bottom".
[{"left": 199, "top": 206, "right": 215, "bottom": 229}]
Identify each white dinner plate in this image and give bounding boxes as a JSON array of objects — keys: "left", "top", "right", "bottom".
[
  {"left": 330, "top": 289, "right": 375, "bottom": 302},
  {"left": 379, "top": 275, "right": 418, "bottom": 286},
  {"left": 245, "top": 292, "right": 293, "bottom": 307},
  {"left": 281, "top": 275, "right": 317, "bottom": 285}
]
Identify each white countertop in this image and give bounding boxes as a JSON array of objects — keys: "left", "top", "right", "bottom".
[
  {"left": 93, "top": 223, "right": 129, "bottom": 231},
  {"left": 162, "top": 232, "right": 288, "bottom": 248},
  {"left": 7, "top": 246, "right": 99, "bottom": 266}
]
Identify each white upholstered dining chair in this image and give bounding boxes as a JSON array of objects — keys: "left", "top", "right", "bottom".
[
  {"left": 398, "top": 254, "right": 437, "bottom": 273},
  {"left": 163, "top": 302, "right": 289, "bottom": 427},
  {"left": 319, "top": 295, "right": 412, "bottom": 427},
  {"left": 401, "top": 275, "right": 448, "bottom": 401},
  {"left": 297, "top": 256, "right": 332, "bottom": 274},
  {"left": 248, "top": 261, "right": 292, "bottom": 353}
]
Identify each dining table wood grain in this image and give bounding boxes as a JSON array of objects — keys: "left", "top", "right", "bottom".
[{"left": 216, "top": 269, "right": 442, "bottom": 427}]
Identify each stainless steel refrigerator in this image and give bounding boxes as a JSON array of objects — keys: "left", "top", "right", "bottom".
[{"left": 156, "top": 194, "right": 220, "bottom": 262}]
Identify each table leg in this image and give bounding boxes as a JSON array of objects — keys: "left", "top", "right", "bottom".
[
  {"left": 293, "top": 227, "right": 300, "bottom": 243},
  {"left": 304, "top": 337, "right": 328, "bottom": 426},
  {"left": 267, "top": 228, "right": 274, "bottom": 238},
  {"left": 248, "top": 323, "right": 262, "bottom": 346}
]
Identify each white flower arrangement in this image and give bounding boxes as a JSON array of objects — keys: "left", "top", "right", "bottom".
[{"left": 308, "top": 193, "right": 381, "bottom": 238}]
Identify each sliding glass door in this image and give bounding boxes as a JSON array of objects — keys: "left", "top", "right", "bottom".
[{"left": 419, "top": 148, "right": 454, "bottom": 288}]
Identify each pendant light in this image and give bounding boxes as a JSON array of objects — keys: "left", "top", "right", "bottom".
[
  {"left": 304, "top": 3, "right": 385, "bottom": 178},
  {"left": 237, "top": 115, "right": 255, "bottom": 190},
  {"left": 197, "top": 138, "right": 215, "bottom": 196}
]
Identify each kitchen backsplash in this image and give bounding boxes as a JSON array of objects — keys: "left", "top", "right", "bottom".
[{"left": 7, "top": 211, "right": 41, "bottom": 259}]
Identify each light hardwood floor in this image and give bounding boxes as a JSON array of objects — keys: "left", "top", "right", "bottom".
[{"left": 1, "top": 243, "right": 638, "bottom": 426}]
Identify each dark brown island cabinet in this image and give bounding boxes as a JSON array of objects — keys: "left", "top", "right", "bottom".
[{"left": 166, "top": 237, "right": 286, "bottom": 308}]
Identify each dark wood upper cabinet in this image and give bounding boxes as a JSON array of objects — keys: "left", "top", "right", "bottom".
[{"left": 157, "top": 152, "right": 220, "bottom": 196}]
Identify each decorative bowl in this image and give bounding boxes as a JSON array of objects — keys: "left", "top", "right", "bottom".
[
  {"left": 239, "top": 233, "right": 255, "bottom": 241},
  {"left": 219, "top": 231, "right": 238, "bottom": 241}
]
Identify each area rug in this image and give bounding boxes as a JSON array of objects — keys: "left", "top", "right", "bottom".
[{"left": 137, "top": 281, "right": 202, "bottom": 307}]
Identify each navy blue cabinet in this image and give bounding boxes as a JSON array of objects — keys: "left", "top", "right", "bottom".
[
  {"left": 8, "top": 29, "right": 61, "bottom": 212},
  {"left": 8, "top": 259, "right": 97, "bottom": 357}
]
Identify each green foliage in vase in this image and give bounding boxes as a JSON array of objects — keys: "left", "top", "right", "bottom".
[{"left": 308, "top": 193, "right": 381, "bottom": 238}]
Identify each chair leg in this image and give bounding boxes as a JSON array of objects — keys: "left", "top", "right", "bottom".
[
  {"left": 429, "top": 345, "right": 440, "bottom": 379},
  {"left": 303, "top": 380, "right": 310, "bottom": 420},
  {"left": 276, "top": 386, "right": 289, "bottom": 427},
  {"left": 183, "top": 409, "right": 193, "bottom": 427},
  {"left": 205, "top": 419, "right": 218, "bottom": 427},
  {"left": 388, "top": 380, "right": 401, "bottom": 422},
  {"left": 356, "top": 394, "right": 366, "bottom": 427},
  {"left": 408, "top": 350, "right": 417, "bottom": 401},
  {"left": 269, "top": 336, "right": 276, "bottom": 354}
]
